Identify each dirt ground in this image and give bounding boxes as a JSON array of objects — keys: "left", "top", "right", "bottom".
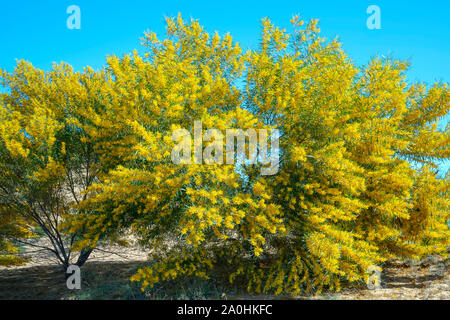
[
  {"left": 0, "top": 242, "right": 448, "bottom": 300},
  {"left": 325, "top": 257, "right": 449, "bottom": 300}
]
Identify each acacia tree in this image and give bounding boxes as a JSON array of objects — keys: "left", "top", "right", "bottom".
[
  {"left": 0, "top": 61, "right": 105, "bottom": 270},
  {"left": 68, "top": 15, "right": 284, "bottom": 282},
  {"left": 242, "top": 17, "right": 449, "bottom": 293},
  {"left": 66, "top": 15, "right": 449, "bottom": 295},
  {"left": 2, "top": 15, "right": 448, "bottom": 295}
]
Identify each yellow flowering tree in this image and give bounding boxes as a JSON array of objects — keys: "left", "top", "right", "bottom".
[
  {"left": 70, "top": 15, "right": 448, "bottom": 295},
  {"left": 2, "top": 15, "right": 448, "bottom": 295},
  {"left": 69, "top": 15, "right": 284, "bottom": 284},
  {"left": 0, "top": 61, "right": 105, "bottom": 269},
  {"left": 239, "top": 16, "right": 449, "bottom": 294}
]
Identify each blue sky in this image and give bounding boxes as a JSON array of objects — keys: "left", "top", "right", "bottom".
[
  {"left": 1, "top": 1, "right": 449, "bottom": 83},
  {"left": 1, "top": 0, "right": 449, "bottom": 172}
]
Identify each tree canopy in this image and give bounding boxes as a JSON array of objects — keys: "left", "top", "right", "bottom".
[{"left": 1, "top": 14, "right": 448, "bottom": 295}]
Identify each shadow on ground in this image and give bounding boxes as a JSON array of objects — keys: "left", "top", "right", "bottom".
[
  {"left": 0, "top": 257, "right": 448, "bottom": 300},
  {"left": 0, "top": 261, "right": 144, "bottom": 300}
]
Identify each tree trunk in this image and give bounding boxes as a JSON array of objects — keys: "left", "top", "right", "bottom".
[{"left": 75, "top": 248, "right": 93, "bottom": 267}]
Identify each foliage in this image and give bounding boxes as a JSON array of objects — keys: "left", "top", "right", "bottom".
[
  {"left": 1, "top": 14, "right": 448, "bottom": 295},
  {"left": 0, "top": 62, "right": 103, "bottom": 268}
]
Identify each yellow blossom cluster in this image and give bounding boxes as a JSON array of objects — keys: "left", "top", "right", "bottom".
[{"left": 1, "top": 15, "right": 448, "bottom": 297}]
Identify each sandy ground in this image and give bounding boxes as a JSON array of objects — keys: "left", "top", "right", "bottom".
[
  {"left": 0, "top": 237, "right": 150, "bottom": 270},
  {"left": 324, "top": 257, "right": 449, "bottom": 300},
  {"left": 0, "top": 240, "right": 448, "bottom": 300}
]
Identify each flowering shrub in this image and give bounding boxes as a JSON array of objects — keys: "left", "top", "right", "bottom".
[{"left": 1, "top": 15, "right": 448, "bottom": 295}]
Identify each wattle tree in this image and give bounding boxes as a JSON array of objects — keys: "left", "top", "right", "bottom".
[
  {"left": 0, "top": 62, "right": 105, "bottom": 270},
  {"left": 1, "top": 15, "right": 448, "bottom": 296}
]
